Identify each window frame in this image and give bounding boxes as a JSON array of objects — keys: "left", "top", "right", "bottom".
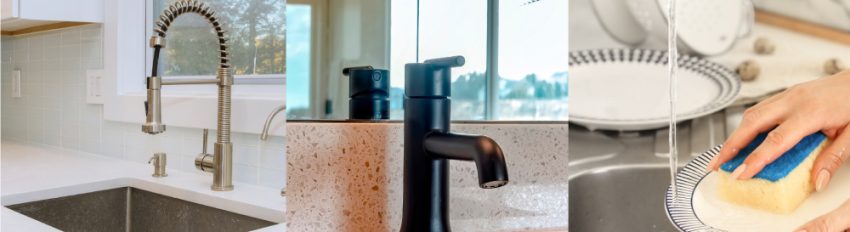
[
  {"left": 485, "top": 0, "right": 499, "bottom": 120},
  {"left": 288, "top": 0, "right": 328, "bottom": 119},
  {"left": 103, "top": 0, "right": 286, "bottom": 136}
]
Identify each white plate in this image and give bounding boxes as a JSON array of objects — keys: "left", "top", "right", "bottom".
[
  {"left": 665, "top": 145, "right": 850, "bottom": 231},
  {"left": 591, "top": 0, "right": 648, "bottom": 46},
  {"left": 626, "top": 0, "right": 743, "bottom": 56},
  {"left": 569, "top": 49, "right": 740, "bottom": 131}
]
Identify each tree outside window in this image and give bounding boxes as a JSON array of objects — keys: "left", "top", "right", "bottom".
[{"left": 153, "top": 0, "right": 285, "bottom": 77}]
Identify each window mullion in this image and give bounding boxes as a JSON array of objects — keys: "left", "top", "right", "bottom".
[{"left": 485, "top": 0, "right": 499, "bottom": 120}]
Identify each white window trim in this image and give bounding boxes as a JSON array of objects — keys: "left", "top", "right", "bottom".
[{"left": 103, "top": 0, "right": 286, "bottom": 137}]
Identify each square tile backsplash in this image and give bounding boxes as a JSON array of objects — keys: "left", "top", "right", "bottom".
[{"left": 1, "top": 25, "right": 286, "bottom": 190}]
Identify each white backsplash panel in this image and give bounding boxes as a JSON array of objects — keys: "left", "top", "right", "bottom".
[
  {"left": 286, "top": 122, "right": 569, "bottom": 231},
  {"left": 1, "top": 25, "right": 286, "bottom": 190}
]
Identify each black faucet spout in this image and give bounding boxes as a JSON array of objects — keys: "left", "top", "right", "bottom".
[{"left": 424, "top": 132, "right": 509, "bottom": 189}]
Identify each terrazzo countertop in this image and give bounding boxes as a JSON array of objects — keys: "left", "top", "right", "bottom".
[
  {"left": 0, "top": 140, "right": 286, "bottom": 231},
  {"left": 286, "top": 122, "right": 569, "bottom": 231}
]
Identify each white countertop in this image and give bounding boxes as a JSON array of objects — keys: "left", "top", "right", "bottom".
[{"left": 0, "top": 140, "right": 286, "bottom": 231}]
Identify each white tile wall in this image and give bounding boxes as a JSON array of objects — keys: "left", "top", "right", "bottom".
[{"left": 1, "top": 25, "right": 286, "bottom": 189}]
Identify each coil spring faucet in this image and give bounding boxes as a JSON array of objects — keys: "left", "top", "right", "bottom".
[
  {"left": 143, "top": 0, "right": 235, "bottom": 191},
  {"left": 401, "top": 56, "right": 509, "bottom": 231}
]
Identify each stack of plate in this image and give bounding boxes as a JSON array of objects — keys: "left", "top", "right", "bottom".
[{"left": 592, "top": 0, "right": 752, "bottom": 56}]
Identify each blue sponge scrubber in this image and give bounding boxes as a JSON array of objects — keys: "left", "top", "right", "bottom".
[{"left": 716, "top": 132, "right": 829, "bottom": 213}]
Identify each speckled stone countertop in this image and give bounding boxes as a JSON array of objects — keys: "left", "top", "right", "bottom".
[{"left": 286, "top": 122, "right": 568, "bottom": 231}]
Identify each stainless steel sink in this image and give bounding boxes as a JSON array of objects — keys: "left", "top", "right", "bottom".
[
  {"left": 7, "top": 187, "right": 275, "bottom": 232},
  {"left": 570, "top": 165, "right": 678, "bottom": 231},
  {"left": 569, "top": 109, "right": 737, "bottom": 232}
]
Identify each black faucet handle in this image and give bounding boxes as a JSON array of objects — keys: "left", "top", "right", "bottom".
[
  {"left": 342, "top": 66, "right": 374, "bottom": 76},
  {"left": 405, "top": 56, "right": 466, "bottom": 98},
  {"left": 424, "top": 56, "right": 465, "bottom": 68}
]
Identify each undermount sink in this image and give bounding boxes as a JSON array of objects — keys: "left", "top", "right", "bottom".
[
  {"left": 7, "top": 187, "right": 275, "bottom": 232},
  {"left": 569, "top": 166, "right": 677, "bottom": 232}
]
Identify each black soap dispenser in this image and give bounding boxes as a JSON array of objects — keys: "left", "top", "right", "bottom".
[{"left": 342, "top": 66, "right": 390, "bottom": 120}]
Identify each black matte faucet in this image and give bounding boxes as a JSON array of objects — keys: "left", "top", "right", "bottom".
[{"left": 400, "top": 56, "right": 509, "bottom": 232}]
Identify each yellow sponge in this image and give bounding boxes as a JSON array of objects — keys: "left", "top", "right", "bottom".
[{"left": 716, "top": 132, "right": 828, "bottom": 214}]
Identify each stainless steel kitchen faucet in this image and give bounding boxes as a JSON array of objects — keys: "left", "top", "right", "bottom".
[
  {"left": 259, "top": 104, "right": 286, "bottom": 196},
  {"left": 142, "top": 0, "right": 234, "bottom": 191},
  {"left": 259, "top": 105, "right": 286, "bottom": 141}
]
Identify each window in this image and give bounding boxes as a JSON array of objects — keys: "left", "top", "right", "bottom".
[
  {"left": 418, "top": 0, "right": 488, "bottom": 120},
  {"left": 496, "top": 0, "right": 568, "bottom": 120},
  {"left": 284, "top": 4, "right": 312, "bottom": 119},
  {"left": 390, "top": 0, "right": 568, "bottom": 120},
  {"left": 151, "top": 0, "right": 285, "bottom": 77}
]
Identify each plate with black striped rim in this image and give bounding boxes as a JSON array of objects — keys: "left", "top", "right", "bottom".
[
  {"left": 569, "top": 48, "right": 740, "bottom": 131},
  {"left": 665, "top": 145, "right": 850, "bottom": 231},
  {"left": 664, "top": 145, "right": 723, "bottom": 231}
]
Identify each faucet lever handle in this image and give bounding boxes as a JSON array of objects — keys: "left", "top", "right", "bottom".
[
  {"left": 342, "top": 66, "right": 374, "bottom": 76},
  {"left": 195, "top": 129, "right": 215, "bottom": 173},
  {"left": 424, "top": 56, "right": 465, "bottom": 68},
  {"left": 201, "top": 128, "right": 209, "bottom": 154}
]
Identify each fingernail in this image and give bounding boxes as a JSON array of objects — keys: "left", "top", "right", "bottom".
[
  {"left": 731, "top": 164, "right": 747, "bottom": 180},
  {"left": 816, "top": 169, "right": 831, "bottom": 192}
]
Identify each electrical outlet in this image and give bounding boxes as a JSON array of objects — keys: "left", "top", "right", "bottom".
[
  {"left": 11, "top": 70, "right": 21, "bottom": 98},
  {"left": 86, "top": 69, "right": 105, "bottom": 104}
]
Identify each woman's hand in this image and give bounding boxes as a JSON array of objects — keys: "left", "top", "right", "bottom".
[
  {"left": 706, "top": 71, "right": 850, "bottom": 192},
  {"left": 796, "top": 198, "right": 850, "bottom": 232}
]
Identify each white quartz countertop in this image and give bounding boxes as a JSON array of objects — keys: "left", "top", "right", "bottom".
[{"left": 0, "top": 140, "right": 286, "bottom": 231}]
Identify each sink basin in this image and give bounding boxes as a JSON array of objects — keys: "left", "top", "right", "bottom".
[
  {"left": 569, "top": 109, "right": 732, "bottom": 231},
  {"left": 569, "top": 166, "right": 677, "bottom": 232},
  {"left": 7, "top": 187, "right": 275, "bottom": 232}
]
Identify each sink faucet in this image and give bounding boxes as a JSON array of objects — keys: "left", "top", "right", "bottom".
[
  {"left": 260, "top": 105, "right": 286, "bottom": 141},
  {"left": 259, "top": 104, "right": 287, "bottom": 197},
  {"left": 400, "top": 56, "right": 509, "bottom": 231},
  {"left": 143, "top": 0, "right": 235, "bottom": 191}
]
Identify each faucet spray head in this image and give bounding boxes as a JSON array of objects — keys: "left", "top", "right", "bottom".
[{"left": 142, "top": 75, "right": 166, "bottom": 134}]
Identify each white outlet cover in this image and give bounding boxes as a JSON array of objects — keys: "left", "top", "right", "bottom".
[{"left": 86, "top": 69, "right": 105, "bottom": 104}]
